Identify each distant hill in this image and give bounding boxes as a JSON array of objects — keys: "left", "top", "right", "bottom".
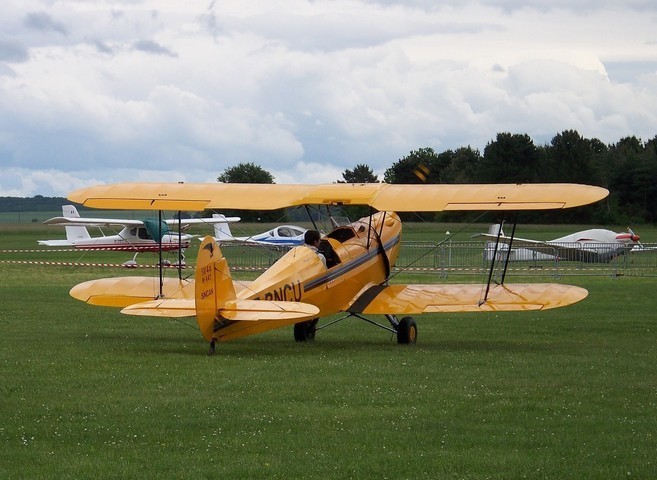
[{"left": 0, "top": 196, "right": 71, "bottom": 212}]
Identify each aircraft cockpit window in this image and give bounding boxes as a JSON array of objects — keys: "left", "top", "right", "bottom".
[
  {"left": 278, "top": 227, "right": 294, "bottom": 237},
  {"left": 327, "top": 227, "right": 356, "bottom": 243},
  {"left": 129, "top": 227, "right": 137, "bottom": 236},
  {"left": 138, "top": 228, "right": 151, "bottom": 240}
]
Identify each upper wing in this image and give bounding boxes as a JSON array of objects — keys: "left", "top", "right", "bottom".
[
  {"left": 67, "top": 182, "right": 608, "bottom": 212},
  {"left": 164, "top": 216, "right": 240, "bottom": 226},
  {"left": 44, "top": 216, "right": 240, "bottom": 227},
  {"left": 43, "top": 216, "right": 144, "bottom": 227},
  {"left": 347, "top": 283, "right": 588, "bottom": 314}
]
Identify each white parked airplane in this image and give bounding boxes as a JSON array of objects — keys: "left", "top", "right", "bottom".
[
  {"left": 39, "top": 205, "right": 239, "bottom": 266},
  {"left": 479, "top": 223, "right": 648, "bottom": 263},
  {"left": 212, "top": 214, "right": 307, "bottom": 246}
]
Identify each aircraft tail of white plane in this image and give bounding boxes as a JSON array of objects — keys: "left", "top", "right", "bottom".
[
  {"left": 212, "top": 214, "right": 235, "bottom": 241},
  {"left": 62, "top": 205, "right": 91, "bottom": 242},
  {"left": 488, "top": 223, "right": 504, "bottom": 237}
]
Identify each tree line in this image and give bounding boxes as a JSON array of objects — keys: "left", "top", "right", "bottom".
[
  {"left": 0, "top": 195, "right": 69, "bottom": 212},
  {"left": 217, "top": 130, "right": 657, "bottom": 225},
  {"left": 4, "top": 129, "right": 655, "bottom": 225}
]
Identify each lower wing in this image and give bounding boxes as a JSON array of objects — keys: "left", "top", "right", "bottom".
[
  {"left": 348, "top": 283, "right": 588, "bottom": 314},
  {"left": 70, "top": 276, "right": 253, "bottom": 308}
]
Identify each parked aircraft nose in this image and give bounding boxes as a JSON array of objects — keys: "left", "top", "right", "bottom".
[{"left": 616, "top": 232, "right": 640, "bottom": 243}]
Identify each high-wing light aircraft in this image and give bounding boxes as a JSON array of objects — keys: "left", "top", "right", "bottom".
[
  {"left": 479, "top": 223, "right": 647, "bottom": 263},
  {"left": 39, "top": 205, "right": 239, "bottom": 266},
  {"left": 212, "top": 214, "right": 307, "bottom": 246},
  {"left": 65, "top": 182, "right": 608, "bottom": 354}
]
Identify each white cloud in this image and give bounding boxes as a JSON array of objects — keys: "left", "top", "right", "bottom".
[{"left": 0, "top": 0, "right": 656, "bottom": 197}]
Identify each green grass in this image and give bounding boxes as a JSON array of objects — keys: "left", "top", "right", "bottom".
[{"left": 1, "top": 226, "right": 657, "bottom": 478}]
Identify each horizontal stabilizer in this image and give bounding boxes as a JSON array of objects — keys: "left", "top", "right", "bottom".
[
  {"left": 220, "top": 300, "right": 319, "bottom": 321},
  {"left": 121, "top": 298, "right": 319, "bottom": 321},
  {"left": 349, "top": 283, "right": 588, "bottom": 314},
  {"left": 38, "top": 239, "right": 74, "bottom": 247}
]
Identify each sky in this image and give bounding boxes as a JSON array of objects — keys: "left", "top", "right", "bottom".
[{"left": 1, "top": 0, "right": 656, "bottom": 197}]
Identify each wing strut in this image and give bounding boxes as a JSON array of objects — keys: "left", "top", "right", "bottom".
[
  {"left": 370, "top": 210, "right": 391, "bottom": 280},
  {"left": 177, "top": 210, "right": 183, "bottom": 280},
  {"left": 366, "top": 206, "right": 374, "bottom": 250},
  {"left": 305, "top": 205, "right": 318, "bottom": 231},
  {"left": 158, "top": 210, "right": 164, "bottom": 298},
  {"left": 499, "top": 213, "right": 518, "bottom": 285},
  {"left": 482, "top": 212, "right": 518, "bottom": 303}
]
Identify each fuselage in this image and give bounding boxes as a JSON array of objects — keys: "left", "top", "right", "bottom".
[
  {"left": 488, "top": 228, "right": 641, "bottom": 263},
  {"left": 552, "top": 228, "right": 639, "bottom": 245},
  {"left": 214, "top": 211, "right": 403, "bottom": 341},
  {"left": 244, "top": 225, "right": 307, "bottom": 245},
  {"left": 74, "top": 226, "right": 191, "bottom": 252}
]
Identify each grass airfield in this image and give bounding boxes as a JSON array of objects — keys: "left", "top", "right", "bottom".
[{"left": 1, "top": 224, "right": 657, "bottom": 478}]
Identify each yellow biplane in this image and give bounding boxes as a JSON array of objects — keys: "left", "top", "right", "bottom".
[{"left": 66, "top": 182, "right": 608, "bottom": 354}]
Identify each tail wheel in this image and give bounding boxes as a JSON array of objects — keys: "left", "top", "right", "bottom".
[
  {"left": 294, "top": 318, "right": 319, "bottom": 342},
  {"left": 397, "top": 316, "right": 417, "bottom": 344}
]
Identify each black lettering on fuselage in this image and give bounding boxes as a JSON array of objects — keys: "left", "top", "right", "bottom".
[{"left": 255, "top": 280, "right": 302, "bottom": 302}]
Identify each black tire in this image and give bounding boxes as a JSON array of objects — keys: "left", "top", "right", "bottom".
[
  {"left": 397, "top": 316, "right": 417, "bottom": 344},
  {"left": 294, "top": 318, "right": 319, "bottom": 342}
]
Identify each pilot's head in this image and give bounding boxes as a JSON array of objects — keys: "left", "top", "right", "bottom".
[{"left": 304, "top": 229, "right": 321, "bottom": 247}]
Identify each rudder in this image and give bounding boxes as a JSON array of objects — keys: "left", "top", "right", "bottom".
[
  {"left": 195, "top": 236, "right": 236, "bottom": 342},
  {"left": 63, "top": 205, "right": 91, "bottom": 242},
  {"left": 212, "top": 214, "right": 234, "bottom": 241}
]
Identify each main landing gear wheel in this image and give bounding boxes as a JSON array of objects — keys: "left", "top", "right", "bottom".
[
  {"left": 396, "top": 316, "right": 417, "bottom": 344},
  {"left": 294, "top": 319, "right": 319, "bottom": 342}
]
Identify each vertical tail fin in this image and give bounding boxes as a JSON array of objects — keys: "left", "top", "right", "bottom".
[
  {"left": 195, "top": 236, "right": 236, "bottom": 342},
  {"left": 485, "top": 223, "right": 505, "bottom": 261},
  {"left": 62, "top": 205, "right": 91, "bottom": 242},
  {"left": 488, "top": 223, "right": 504, "bottom": 237},
  {"left": 212, "top": 214, "right": 234, "bottom": 241}
]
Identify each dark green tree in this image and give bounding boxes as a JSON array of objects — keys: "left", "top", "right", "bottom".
[
  {"left": 217, "top": 162, "right": 275, "bottom": 184},
  {"left": 338, "top": 164, "right": 378, "bottom": 183},
  {"left": 336, "top": 164, "right": 379, "bottom": 220},
  {"left": 544, "top": 130, "right": 596, "bottom": 183},
  {"left": 477, "top": 133, "right": 541, "bottom": 183},
  {"left": 537, "top": 130, "right": 610, "bottom": 222},
  {"left": 607, "top": 136, "right": 657, "bottom": 223},
  {"left": 441, "top": 146, "right": 481, "bottom": 183},
  {"left": 383, "top": 147, "right": 440, "bottom": 184},
  {"left": 215, "top": 162, "right": 280, "bottom": 222}
]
